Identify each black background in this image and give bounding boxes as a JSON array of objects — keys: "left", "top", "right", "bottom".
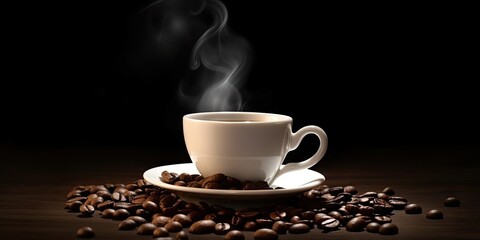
[{"left": 3, "top": 0, "right": 479, "bottom": 156}]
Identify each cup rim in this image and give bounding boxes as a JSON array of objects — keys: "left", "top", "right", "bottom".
[{"left": 183, "top": 111, "right": 292, "bottom": 124}]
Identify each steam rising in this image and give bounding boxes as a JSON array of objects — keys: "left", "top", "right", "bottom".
[{"left": 181, "top": 0, "right": 252, "bottom": 112}]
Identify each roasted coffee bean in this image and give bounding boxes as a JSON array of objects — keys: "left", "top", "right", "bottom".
[
  {"left": 161, "top": 170, "right": 176, "bottom": 183},
  {"left": 118, "top": 219, "right": 137, "bottom": 230},
  {"left": 176, "top": 230, "right": 189, "bottom": 240},
  {"left": 405, "top": 203, "right": 422, "bottom": 214},
  {"left": 382, "top": 187, "right": 395, "bottom": 196},
  {"left": 76, "top": 226, "right": 95, "bottom": 238},
  {"left": 242, "top": 182, "right": 257, "bottom": 190},
  {"left": 271, "top": 221, "right": 289, "bottom": 234},
  {"left": 372, "top": 198, "right": 394, "bottom": 214},
  {"left": 254, "top": 228, "right": 278, "bottom": 240},
  {"left": 127, "top": 216, "right": 147, "bottom": 225},
  {"left": 201, "top": 173, "right": 226, "bottom": 187},
  {"left": 113, "top": 209, "right": 130, "bottom": 220},
  {"left": 101, "top": 208, "right": 115, "bottom": 218},
  {"left": 389, "top": 195, "right": 407, "bottom": 201},
  {"left": 244, "top": 221, "right": 259, "bottom": 231},
  {"left": 66, "top": 190, "right": 82, "bottom": 199},
  {"left": 67, "top": 201, "right": 83, "bottom": 212},
  {"left": 66, "top": 196, "right": 87, "bottom": 204},
  {"left": 188, "top": 219, "right": 216, "bottom": 234},
  {"left": 366, "top": 222, "right": 381, "bottom": 233},
  {"left": 179, "top": 173, "right": 192, "bottom": 182},
  {"left": 304, "top": 189, "right": 321, "bottom": 199},
  {"left": 389, "top": 199, "right": 407, "bottom": 210},
  {"left": 373, "top": 215, "right": 392, "bottom": 224},
  {"left": 226, "top": 176, "right": 242, "bottom": 187},
  {"left": 237, "top": 209, "right": 260, "bottom": 219},
  {"left": 256, "top": 219, "right": 274, "bottom": 229},
  {"left": 153, "top": 227, "right": 170, "bottom": 237},
  {"left": 314, "top": 213, "right": 331, "bottom": 224},
  {"left": 377, "top": 192, "right": 389, "bottom": 200},
  {"left": 187, "top": 210, "right": 205, "bottom": 222},
  {"left": 444, "top": 196, "right": 461, "bottom": 207},
  {"left": 319, "top": 218, "right": 340, "bottom": 231},
  {"left": 301, "top": 210, "right": 316, "bottom": 220},
  {"left": 379, "top": 223, "right": 399, "bottom": 235},
  {"left": 79, "top": 204, "right": 95, "bottom": 216},
  {"left": 269, "top": 211, "right": 286, "bottom": 221},
  {"left": 142, "top": 200, "right": 159, "bottom": 213},
  {"left": 225, "top": 230, "right": 245, "bottom": 240},
  {"left": 327, "top": 211, "right": 342, "bottom": 220},
  {"left": 426, "top": 209, "right": 443, "bottom": 219},
  {"left": 343, "top": 185, "right": 358, "bottom": 195},
  {"left": 112, "top": 192, "right": 127, "bottom": 202},
  {"left": 358, "top": 206, "right": 375, "bottom": 216},
  {"left": 215, "top": 222, "right": 231, "bottom": 235},
  {"left": 344, "top": 204, "right": 359, "bottom": 214},
  {"left": 346, "top": 217, "right": 367, "bottom": 232},
  {"left": 137, "top": 222, "right": 157, "bottom": 235},
  {"left": 360, "top": 191, "right": 378, "bottom": 198},
  {"left": 165, "top": 221, "right": 184, "bottom": 232},
  {"left": 97, "top": 200, "right": 114, "bottom": 211},
  {"left": 172, "top": 213, "right": 193, "bottom": 227},
  {"left": 288, "top": 223, "right": 310, "bottom": 234}
]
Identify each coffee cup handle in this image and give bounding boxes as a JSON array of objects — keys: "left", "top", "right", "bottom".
[{"left": 270, "top": 125, "right": 328, "bottom": 184}]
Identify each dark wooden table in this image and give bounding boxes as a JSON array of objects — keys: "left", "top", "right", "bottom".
[{"left": 1, "top": 144, "right": 479, "bottom": 240}]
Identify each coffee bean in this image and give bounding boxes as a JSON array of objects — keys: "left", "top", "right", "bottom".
[
  {"left": 118, "top": 219, "right": 137, "bottom": 230},
  {"left": 165, "top": 221, "right": 184, "bottom": 233},
  {"left": 372, "top": 198, "right": 394, "bottom": 214},
  {"left": 269, "top": 211, "right": 286, "bottom": 221},
  {"left": 444, "top": 196, "right": 461, "bottom": 207},
  {"left": 225, "top": 230, "right": 245, "bottom": 240},
  {"left": 172, "top": 213, "right": 193, "bottom": 227},
  {"left": 97, "top": 200, "right": 114, "bottom": 211},
  {"left": 314, "top": 213, "right": 332, "bottom": 225},
  {"left": 373, "top": 215, "right": 392, "bottom": 224},
  {"left": 389, "top": 199, "right": 407, "bottom": 210},
  {"left": 272, "top": 221, "right": 289, "bottom": 234},
  {"left": 113, "top": 208, "right": 130, "bottom": 220},
  {"left": 426, "top": 209, "right": 443, "bottom": 219},
  {"left": 254, "top": 228, "right": 278, "bottom": 240},
  {"left": 343, "top": 185, "right": 358, "bottom": 194},
  {"left": 67, "top": 201, "right": 83, "bottom": 212},
  {"left": 346, "top": 217, "right": 367, "bottom": 232},
  {"left": 319, "top": 218, "right": 340, "bottom": 231},
  {"left": 66, "top": 190, "right": 82, "bottom": 199},
  {"left": 101, "top": 208, "right": 115, "bottom": 218},
  {"left": 382, "top": 187, "right": 395, "bottom": 196},
  {"left": 215, "top": 222, "right": 231, "bottom": 235},
  {"left": 188, "top": 219, "right": 216, "bottom": 234},
  {"left": 366, "top": 222, "right": 381, "bottom": 233},
  {"left": 405, "top": 203, "right": 422, "bottom": 214},
  {"left": 244, "top": 221, "right": 258, "bottom": 231},
  {"left": 201, "top": 173, "right": 226, "bottom": 187},
  {"left": 76, "top": 227, "right": 95, "bottom": 238},
  {"left": 152, "top": 216, "right": 171, "bottom": 227},
  {"left": 142, "top": 200, "right": 159, "bottom": 213},
  {"left": 176, "top": 230, "right": 189, "bottom": 240},
  {"left": 288, "top": 223, "right": 310, "bottom": 234},
  {"left": 125, "top": 216, "right": 146, "bottom": 225},
  {"left": 137, "top": 222, "right": 157, "bottom": 235},
  {"left": 379, "top": 223, "right": 399, "bottom": 235},
  {"left": 161, "top": 170, "right": 176, "bottom": 183},
  {"left": 79, "top": 204, "right": 95, "bottom": 216},
  {"left": 153, "top": 227, "right": 170, "bottom": 237}
]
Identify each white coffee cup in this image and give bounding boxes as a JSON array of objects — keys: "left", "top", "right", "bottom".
[{"left": 183, "top": 111, "right": 328, "bottom": 184}]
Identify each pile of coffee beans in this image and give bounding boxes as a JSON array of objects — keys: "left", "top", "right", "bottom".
[
  {"left": 65, "top": 177, "right": 460, "bottom": 239},
  {"left": 161, "top": 171, "right": 276, "bottom": 190}
]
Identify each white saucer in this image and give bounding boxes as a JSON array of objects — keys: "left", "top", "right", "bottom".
[{"left": 143, "top": 163, "right": 325, "bottom": 209}]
